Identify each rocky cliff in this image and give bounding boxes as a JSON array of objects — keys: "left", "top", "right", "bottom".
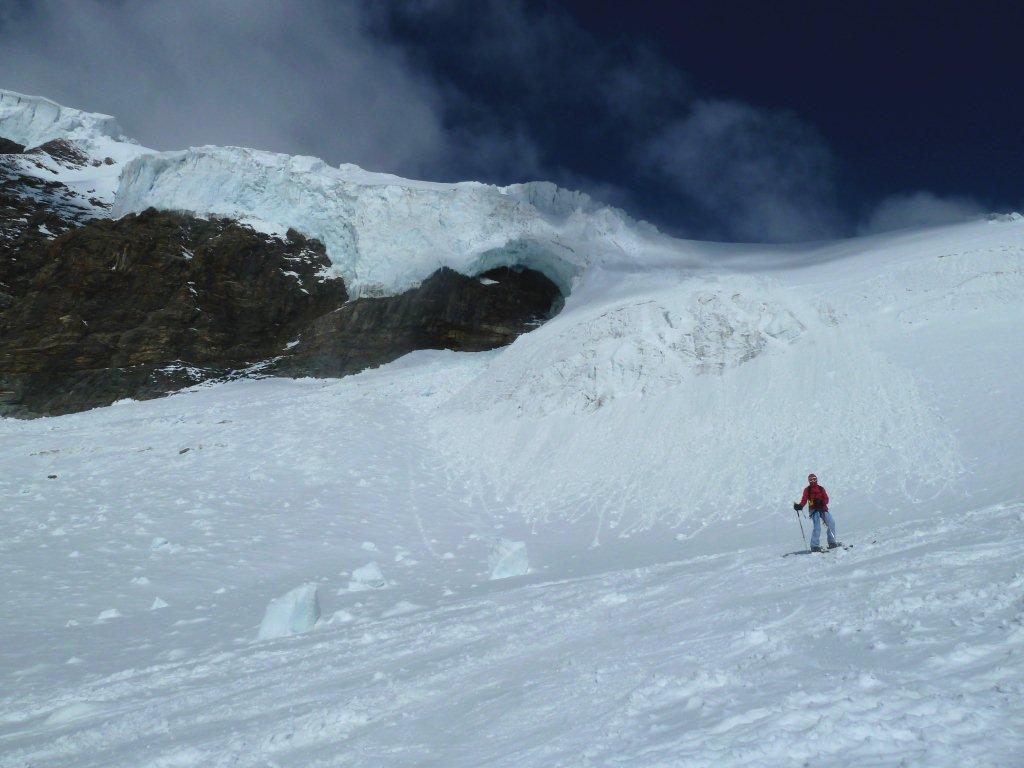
[{"left": 0, "top": 140, "right": 563, "bottom": 416}]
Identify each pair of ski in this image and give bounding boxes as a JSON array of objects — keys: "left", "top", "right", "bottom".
[
  {"left": 782, "top": 543, "right": 852, "bottom": 557},
  {"left": 784, "top": 505, "right": 849, "bottom": 557}
]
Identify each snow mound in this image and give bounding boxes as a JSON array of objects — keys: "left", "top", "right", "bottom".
[
  {"left": 381, "top": 601, "right": 423, "bottom": 617},
  {"left": 256, "top": 583, "right": 321, "bottom": 641},
  {"left": 452, "top": 275, "right": 806, "bottom": 416},
  {"left": 0, "top": 89, "right": 127, "bottom": 150},
  {"left": 150, "top": 537, "right": 182, "bottom": 554},
  {"left": 432, "top": 240, "right": 992, "bottom": 535},
  {"left": 110, "top": 145, "right": 680, "bottom": 297},
  {"left": 488, "top": 539, "right": 530, "bottom": 580},
  {"left": 347, "top": 562, "right": 386, "bottom": 591}
]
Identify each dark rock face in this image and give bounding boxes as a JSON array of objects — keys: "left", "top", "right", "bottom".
[
  {"left": 279, "top": 266, "right": 563, "bottom": 377},
  {"left": 2, "top": 139, "right": 100, "bottom": 301},
  {"left": 0, "top": 200, "right": 564, "bottom": 416},
  {"left": 28, "top": 139, "right": 91, "bottom": 169},
  {"left": 0, "top": 138, "right": 25, "bottom": 154},
  {"left": 0, "top": 209, "right": 346, "bottom": 415}
]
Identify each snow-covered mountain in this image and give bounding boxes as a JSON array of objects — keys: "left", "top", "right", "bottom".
[
  {"left": 0, "top": 90, "right": 146, "bottom": 211},
  {"left": 2, "top": 90, "right": 1023, "bottom": 766},
  {"left": 3, "top": 88, "right": 672, "bottom": 298}
]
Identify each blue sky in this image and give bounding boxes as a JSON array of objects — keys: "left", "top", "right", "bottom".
[{"left": 1, "top": 0, "right": 1019, "bottom": 241}]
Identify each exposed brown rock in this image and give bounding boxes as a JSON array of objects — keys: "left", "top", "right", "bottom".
[
  {"left": 280, "top": 266, "right": 561, "bottom": 377},
  {"left": 1, "top": 153, "right": 87, "bottom": 299},
  {"left": 0, "top": 204, "right": 563, "bottom": 417},
  {"left": 27, "top": 138, "right": 90, "bottom": 169},
  {"left": 0, "top": 137, "right": 25, "bottom": 154},
  {"left": 1, "top": 209, "right": 346, "bottom": 415}
]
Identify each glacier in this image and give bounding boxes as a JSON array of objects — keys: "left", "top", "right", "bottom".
[
  {"left": 109, "top": 144, "right": 679, "bottom": 297},
  {"left": 0, "top": 89, "right": 128, "bottom": 150},
  {"left": 2, "top": 87, "right": 688, "bottom": 297}
]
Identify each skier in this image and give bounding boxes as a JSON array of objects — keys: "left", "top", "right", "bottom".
[{"left": 793, "top": 473, "right": 838, "bottom": 552}]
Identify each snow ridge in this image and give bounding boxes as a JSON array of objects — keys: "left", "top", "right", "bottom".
[{"left": 0, "top": 89, "right": 128, "bottom": 150}]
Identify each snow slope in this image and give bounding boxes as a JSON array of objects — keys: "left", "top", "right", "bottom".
[
  {"left": 0, "top": 345, "right": 1021, "bottom": 766},
  {"left": 2, "top": 91, "right": 1024, "bottom": 766},
  {"left": 433, "top": 219, "right": 1024, "bottom": 538}
]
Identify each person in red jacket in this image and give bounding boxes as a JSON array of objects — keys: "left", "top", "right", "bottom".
[{"left": 793, "top": 473, "right": 838, "bottom": 551}]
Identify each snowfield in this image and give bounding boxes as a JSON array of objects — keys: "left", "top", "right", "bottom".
[
  {"left": 2, "top": 90, "right": 1024, "bottom": 766},
  {"left": 1, "top": 365, "right": 1022, "bottom": 767}
]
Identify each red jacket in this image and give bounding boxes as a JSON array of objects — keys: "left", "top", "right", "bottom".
[{"left": 798, "top": 484, "right": 829, "bottom": 511}]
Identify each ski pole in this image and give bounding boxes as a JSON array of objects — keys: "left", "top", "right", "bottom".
[{"left": 794, "top": 506, "right": 808, "bottom": 549}]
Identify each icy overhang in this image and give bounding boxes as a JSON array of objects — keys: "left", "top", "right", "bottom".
[{"left": 110, "top": 145, "right": 662, "bottom": 298}]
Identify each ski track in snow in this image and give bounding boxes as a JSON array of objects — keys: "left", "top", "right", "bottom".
[
  {"left": 3, "top": 90, "right": 1024, "bottom": 766},
  {"left": 2, "top": 222, "right": 1023, "bottom": 768},
  {"left": 1, "top": 440, "right": 1021, "bottom": 768},
  {"left": 1, "top": 357, "right": 1022, "bottom": 767}
]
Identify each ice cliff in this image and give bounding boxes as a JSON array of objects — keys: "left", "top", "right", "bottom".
[
  {"left": 0, "top": 89, "right": 129, "bottom": 151},
  {"left": 110, "top": 146, "right": 677, "bottom": 297},
  {"left": 1, "top": 88, "right": 699, "bottom": 297}
]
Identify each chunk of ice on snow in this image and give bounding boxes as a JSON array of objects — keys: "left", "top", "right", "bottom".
[
  {"left": 347, "top": 562, "right": 386, "bottom": 591},
  {"left": 488, "top": 539, "right": 529, "bottom": 580},
  {"left": 150, "top": 597, "right": 169, "bottom": 610},
  {"left": 45, "top": 701, "right": 107, "bottom": 725},
  {"left": 256, "top": 583, "right": 321, "bottom": 640},
  {"left": 95, "top": 608, "right": 121, "bottom": 622},
  {"left": 381, "top": 601, "right": 422, "bottom": 618}
]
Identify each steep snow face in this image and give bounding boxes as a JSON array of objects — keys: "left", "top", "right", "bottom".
[
  {"left": 431, "top": 218, "right": 1024, "bottom": 536},
  {"left": 0, "top": 89, "right": 127, "bottom": 150},
  {"left": 450, "top": 272, "right": 809, "bottom": 417},
  {"left": 111, "top": 145, "right": 684, "bottom": 297}
]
